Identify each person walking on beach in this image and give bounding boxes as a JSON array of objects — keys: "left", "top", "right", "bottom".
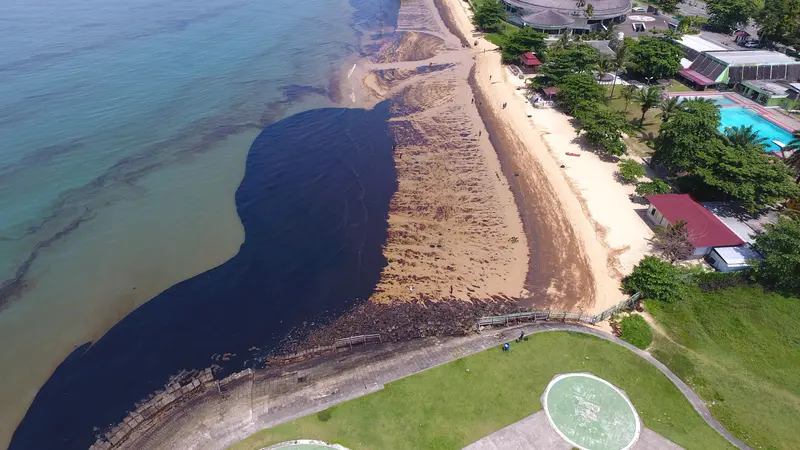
[
  {"left": 471, "top": 98, "right": 474, "bottom": 104},
  {"left": 502, "top": 102, "right": 507, "bottom": 109},
  {"left": 478, "top": 130, "right": 482, "bottom": 137},
  {"left": 489, "top": 75, "right": 492, "bottom": 81},
  {"left": 409, "top": 285, "right": 414, "bottom": 295}
]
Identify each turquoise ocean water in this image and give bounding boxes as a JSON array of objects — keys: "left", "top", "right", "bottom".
[{"left": 0, "top": 0, "right": 397, "bottom": 446}]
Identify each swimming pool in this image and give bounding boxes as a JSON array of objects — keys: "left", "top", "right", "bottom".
[
  {"left": 718, "top": 107, "right": 795, "bottom": 152},
  {"left": 676, "top": 95, "right": 738, "bottom": 106}
]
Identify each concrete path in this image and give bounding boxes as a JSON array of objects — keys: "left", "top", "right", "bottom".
[
  {"left": 118, "top": 324, "right": 751, "bottom": 450},
  {"left": 462, "top": 411, "right": 682, "bottom": 450}
]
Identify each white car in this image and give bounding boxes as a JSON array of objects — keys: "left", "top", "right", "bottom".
[
  {"left": 743, "top": 41, "right": 759, "bottom": 48},
  {"left": 632, "top": 6, "right": 646, "bottom": 11}
]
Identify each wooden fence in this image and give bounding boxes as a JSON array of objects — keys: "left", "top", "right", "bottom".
[{"left": 476, "top": 293, "right": 641, "bottom": 329}]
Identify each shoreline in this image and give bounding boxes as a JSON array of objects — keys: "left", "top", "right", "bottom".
[{"left": 436, "top": 0, "right": 639, "bottom": 312}]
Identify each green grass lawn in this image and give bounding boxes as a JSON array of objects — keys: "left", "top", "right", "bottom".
[
  {"left": 618, "top": 314, "right": 654, "bottom": 350},
  {"left": 229, "top": 331, "right": 731, "bottom": 450},
  {"left": 483, "top": 20, "right": 520, "bottom": 47},
  {"left": 647, "top": 286, "right": 800, "bottom": 450}
]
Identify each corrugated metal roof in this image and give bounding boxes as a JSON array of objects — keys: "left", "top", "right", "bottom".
[
  {"left": 645, "top": 194, "right": 746, "bottom": 248},
  {"left": 713, "top": 245, "right": 762, "bottom": 265}
]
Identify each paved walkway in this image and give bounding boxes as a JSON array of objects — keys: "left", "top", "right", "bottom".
[
  {"left": 119, "top": 324, "right": 751, "bottom": 450},
  {"left": 463, "top": 411, "right": 682, "bottom": 450}
]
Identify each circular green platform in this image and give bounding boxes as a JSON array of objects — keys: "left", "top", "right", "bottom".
[
  {"left": 263, "top": 440, "right": 350, "bottom": 450},
  {"left": 542, "top": 373, "right": 640, "bottom": 450}
]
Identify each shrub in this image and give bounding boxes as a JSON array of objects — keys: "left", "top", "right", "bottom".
[
  {"left": 623, "top": 256, "right": 683, "bottom": 303},
  {"left": 618, "top": 159, "right": 646, "bottom": 184},
  {"left": 618, "top": 315, "right": 653, "bottom": 349},
  {"left": 317, "top": 409, "right": 333, "bottom": 422},
  {"left": 635, "top": 179, "right": 671, "bottom": 196},
  {"left": 692, "top": 271, "right": 750, "bottom": 292}
]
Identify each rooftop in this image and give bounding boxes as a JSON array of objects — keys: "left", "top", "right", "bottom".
[
  {"left": 701, "top": 202, "right": 758, "bottom": 244},
  {"left": 713, "top": 245, "right": 762, "bottom": 265},
  {"left": 676, "top": 35, "right": 727, "bottom": 53},
  {"left": 520, "top": 52, "right": 542, "bottom": 66},
  {"left": 645, "top": 194, "right": 746, "bottom": 248},
  {"left": 741, "top": 79, "right": 792, "bottom": 97},
  {"left": 521, "top": 10, "right": 575, "bottom": 27},
  {"left": 707, "top": 50, "right": 799, "bottom": 66},
  {"left": 506, "top": 0, "right": 631, "bottom": 16}
]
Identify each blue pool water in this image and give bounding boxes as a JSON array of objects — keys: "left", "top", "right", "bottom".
[
  {"left": 718, "top": 107, "right": 795, "bottom": 152},
  {"left": 676, "top": 95, "right": 738, "bottom": 106}
]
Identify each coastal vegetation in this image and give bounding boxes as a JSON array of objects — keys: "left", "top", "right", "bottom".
[
  {"left": 626, "top": 37, "right": 683, "bottom": 81},
  {"left": 646, "top": 285, "right": 800, "bottom": 450},
  {"left": 229, "top": 332, "right": 732, "bottom": 450},
  {"left": 616, "top": 314, "right": 653, "bottom": 349},
  {"left": 626, "top": 211, "right": 800, "bottom": 448},
  {"left": 653, "top": 99, "right": 800, "bottom": 212},
  {"left": 471, "top": 0, "right": 508, "bottom": 33},
  {"left": 618, "top": 158, "right": 646, "bottom": 184}
]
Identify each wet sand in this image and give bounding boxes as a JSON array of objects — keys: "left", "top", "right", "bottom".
[{"left": 360, "top": 4, "right": 529, "bottom": 305}]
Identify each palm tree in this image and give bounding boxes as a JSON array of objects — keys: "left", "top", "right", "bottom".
[
  {"left": 659, "top": 96, "right": 682, "bottom": 123},
  {"left": 552, "top": 31, "right": 571, "bottom": 51},
  {"left": 609, "top": 42, "right": 629, "bottom": 100},
  {"left": 596, "top": 54, "right": 613, "bottom": 81},
  {"left": 785, "top": 131, "right": 800, "bottom": 182},
  {"left": 723, "top": 125, "right": 769, "bottom": 150},
  {"left": 635, "top": 86, "right": 661, "bottom": 125},
  {"left": 621, "top": 85, "right": 637, "bottom": 113}
]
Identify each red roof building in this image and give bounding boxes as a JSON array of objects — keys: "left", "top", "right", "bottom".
[
  {"left": 520, "top": 52, "right": 542, "bottom": 73},
  {"left": 644, "top": 194, "right": 745, "bottom": 255}
]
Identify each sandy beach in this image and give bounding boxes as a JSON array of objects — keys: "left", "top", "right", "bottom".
[
  {"left": 361, "top": 3, "right": 529, "bottom": 304},
  {"left": 434, "top": 0, "right": 654, "bottom": 313}
]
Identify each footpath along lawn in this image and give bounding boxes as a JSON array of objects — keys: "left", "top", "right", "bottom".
[
  {"left": 648, "top": 286, "right": 800, "bottom": 450},
  {"left": 229, "top": 331, "right": 731, "bottom": 450}
]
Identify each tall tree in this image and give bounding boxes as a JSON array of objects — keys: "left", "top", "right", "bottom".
[
  {"left": 618, "top": 158, "right": 646, "bottom": 183},
  {"left": 752, "top": 217, "right": 800, "bottom": 295},
  {"left": 757, "top": 0, "right": 800, "bottom": 47},
  {"left": 622, "top": 256, "right": 683, "bottom": 303},
  {"left": 723, "top": 125, "right": 769, "bottom": 150},
  {"left": 706, "top": 0, "right": 758, "bottom": 32},
  {"left": 596, "top": 53, "right": 614, "bottom": 79},
  {"left": 690, "top": 138, "right": 800, "bottom": 212},
  {"left": 555, "top": 73, "right": 606, "bottom": 113},
  {"left": 472, "top": 0, "right": 507, "bottom": 33},
  {"left": 653, "top": 99, "right": 721, "bottom": 172},
  {"left": 635, "top": 179, "right": 672, "bottom": 196},
  {"left": 659, "top": 96, "right": 682, "bottom": 122},
  {"left": 574, "top": 104, "right": 630, "bottom": 156},
  {"left": 535, "top": 43, "right": 598, "bottom": 86},
  {"left": 500, "top": 27, "right": 547, "bottom": 64},
  {"left": 628, "top": 37, "right": 683, "bottom": 80},
  {"left": 609, "top": 41, "right": 630, "bottom": 99},
  {"left": 635, "top": 86, "right": 662, "bottom": 125},
  {"left": 658, "top": 0, "right": 680, "bottom": 13},
  {"left": 621, "top": 85, "right": 637, "bottom": 112}
]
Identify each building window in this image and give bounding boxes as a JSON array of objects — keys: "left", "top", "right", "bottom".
[{"left": 650, "top": 208, "right": 656, "bottom": 216}]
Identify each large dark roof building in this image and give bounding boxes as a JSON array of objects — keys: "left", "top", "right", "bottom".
[{"left": 502, "top": 0, "right": 631, "bottom": 34}]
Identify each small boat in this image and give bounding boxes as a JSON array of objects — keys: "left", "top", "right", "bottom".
[{"left": 565, "top": 152, "right": 581, "bottom": 157}]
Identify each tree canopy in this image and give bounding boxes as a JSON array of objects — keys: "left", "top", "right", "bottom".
[
  {"left": 618, "top": 159, "right": 646, "bottom": 183},
  {"left": 654, "top": 100, "right": 800, "bottom": 212},
  {"left": 753, "top": 217, "right": 800, "bottom": 296},
  {"left": 574, "top": 104, "right": 630, "bottom": 156},
  {"left": 757, "top": 0, "right": 800, "bottom": 47},
  {"left": 623, "top": 256, "right": 684, "bottom": 303},
  {"left": 657, "top": 0, "right": 680, "bottom": 13},
  {"left": 628, "top": 37, "right": 682, "bottom": 80},
  {"left": 635, "top": 179, "right": 672, "bottom": 196},
  {"left": 654, "top": 99, "right": 721, "bottom": 172},
  {"left": 534, "top": 43, "right": 598, "bottom": 86},
  {"left": 689, "top": 138, "right": 800, "bottom": 212},
  {"left": 500, "top": 27, "right": 547, "bottom": 64},
  {"left": 555, "top": 72, "right": 606, "bottom": 113},
  {"left": 706, "top": 0, "right": 758, "bottom": 32},
  {"left": 472, "top": 0, "right": 507, "bottom": 33}
]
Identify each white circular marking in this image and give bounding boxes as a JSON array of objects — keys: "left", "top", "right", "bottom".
[
  {"left": 628, "top": 15, "right": 656, "bottom": 22},
  {"left": 542, "top": 373, "right": 641, "bottom": 450}
]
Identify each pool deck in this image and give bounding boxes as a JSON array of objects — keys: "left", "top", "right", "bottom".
[{"left": 669, "top": 91, "right": 800, "bottom": 133}]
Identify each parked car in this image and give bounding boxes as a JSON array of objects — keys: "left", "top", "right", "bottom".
[
  {"left": 743, "top": 40, "right": 759, "bottom": 48},
  {"left": 632, "top": 6, "right": 646, "bottom": 11}
]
